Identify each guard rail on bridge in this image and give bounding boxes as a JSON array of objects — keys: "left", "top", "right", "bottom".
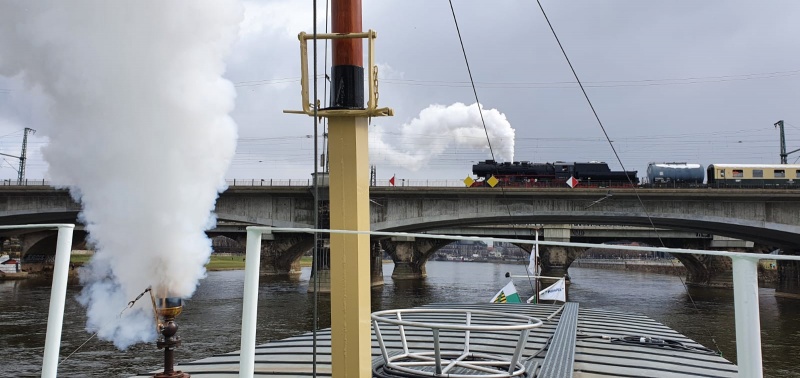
[
  {"left": 6, "top": 178, "right": 800, "bottom": 189},
  {"left": 1, "top": 178, "right": 471, "bottom": 187}
]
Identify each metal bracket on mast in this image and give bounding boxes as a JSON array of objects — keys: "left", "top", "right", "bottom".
[{"left": 283, "top": 30, "right": 394, "bottom": 118}]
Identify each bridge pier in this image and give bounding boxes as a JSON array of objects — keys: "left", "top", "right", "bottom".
[
  {"left": 673, "top": 238, "right": 760, "bottom": 288},
  {"left": 538, "top": 246, "right": 585, "bottom": 278},
  {"left": 381, "top": 236, "right": 451, "bottom": 280},
  {"left": 308, "top": 239, "right": 330, "bottom": 293},
  {"left": 307, "top": 238, "right": 384, "bottom": 293},
  {"left": 261, "top": 233, "right": 314, "bottom": 276},
  {"left": 678, "top": 253, "right": 734, "bottom": 288},
  {"left": 20, "top": 230, "right": 87, "bottom": 273},
  {"left": 370, "top": 239, "right": 385, "bottom": 286},
  {"left": 537, "top": 225, "right": 584, "bottom": 278},
  {"left": 777, "top": 249, "right": 800, "bottom": 298}
]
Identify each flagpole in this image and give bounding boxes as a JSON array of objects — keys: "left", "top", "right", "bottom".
[{"left": 534, "top": 228, "right": 539, "bottom": 304}]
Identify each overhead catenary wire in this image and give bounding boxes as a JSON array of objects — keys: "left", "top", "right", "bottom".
[
  {"left": 227, "top": 67, "right": 800, "bottom": 89},
  {"left": 8, "top": 123, "right": 795, "bottom": 180}
]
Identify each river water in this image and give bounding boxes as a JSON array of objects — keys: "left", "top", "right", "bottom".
[{"left": 1, "top": 261, "right": 799, "bottom": 377}]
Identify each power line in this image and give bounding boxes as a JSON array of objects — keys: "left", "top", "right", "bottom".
[
  {"left": 381, "top": 69, "right": 800, "bottom": 89},
  {"left": 228, "top": 68, "right": 800, "bottom": 89}
]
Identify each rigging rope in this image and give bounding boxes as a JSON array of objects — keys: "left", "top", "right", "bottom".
[
  {"left": 611, "top": 335, "right": 719, "bottom": 355},
  {"left": 447, "top": 0, "right": 535, "bottom": 296},
  {"left": 309, "top": 1, "right": 331, "bottom": 377},
  {"left": 59, "top": 286, "right": 152, "bottom": 366},
  {"left": 311, "top": 1, "right": 319, "bottom": 377},
  {"left": 533, "top": 0, "right": 721, "bottom": 354}
]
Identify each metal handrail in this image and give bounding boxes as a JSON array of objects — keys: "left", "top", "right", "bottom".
[
  {"left": 239, "top": 226, "right": 800, "bottom": 377},
  {"left": 371, "top": 308, "right": 542, "bottom": 332},
  {"left": 283, "top": 30, "right": 393, "bottom": 118},
  {"left": 371, "top": 308, "right": 542, "bottom": 377},
  {"left": 10, "top": 223, "right": 76, "bottom": 378}
]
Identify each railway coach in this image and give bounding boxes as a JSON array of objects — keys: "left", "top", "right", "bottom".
[{"left": 706, "top": 163, "right": 800, "bottom": 187}]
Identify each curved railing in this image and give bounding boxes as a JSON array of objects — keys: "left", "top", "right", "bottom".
[{"left": 371, "top": 308, "right": 543, "bottom": 378}]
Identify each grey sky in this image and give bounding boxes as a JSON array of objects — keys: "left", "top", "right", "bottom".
[{"left": 1, "top": 0, "right": 799, "bottom": 182}]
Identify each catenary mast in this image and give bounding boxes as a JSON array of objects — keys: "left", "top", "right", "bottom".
[{"left": 0, "top": 127, "right": 36, "bottom": 184}]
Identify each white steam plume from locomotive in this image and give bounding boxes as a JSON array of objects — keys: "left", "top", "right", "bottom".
[
  {"left": 0, "top": 1, "right": 242, "bottom": 348},
  {"left": 370, "top": 102, "right": 515, "bottom": 170}
]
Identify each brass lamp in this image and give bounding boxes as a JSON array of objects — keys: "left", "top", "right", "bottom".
[{"left": 150, "top": 291, "right": 190, "bottom": 378}]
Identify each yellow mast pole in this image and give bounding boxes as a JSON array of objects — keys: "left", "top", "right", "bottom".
[
  {"left": 328, "top": 1, "right": 370, "bottom": 376},
  {"left": 328, "top": 115, "right": 371, "bottom": 377},
  {"left": 285, "top": 1, "right": 392, "bottom": 375}
]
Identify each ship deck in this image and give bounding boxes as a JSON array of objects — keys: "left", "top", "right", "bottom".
[{"left": 131, "top": 302, "right": 738, "bottom": 377}]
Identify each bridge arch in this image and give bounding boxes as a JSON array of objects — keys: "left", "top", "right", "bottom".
[
  {"left": 373, "top": 211, "right": 800, "bottom": 249},
  {"left": 212, "top": 212, "right": 313, "bottom": 229}
]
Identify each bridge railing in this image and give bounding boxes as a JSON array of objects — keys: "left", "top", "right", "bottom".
[
  {"left": 225, "top": 179, "right": 470, "bottom": 187},
  {"left": 0, "top": 179, "right": 53, "bottom": 186},
  {"left": 11, "top": 177, "right": 799, "bottom": 189},
  {"left": 224, "top": 179, "right": 643, "bottom": 187}
]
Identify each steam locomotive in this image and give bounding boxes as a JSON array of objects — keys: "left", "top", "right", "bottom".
[
  {"left": 471, "top": 160, "right": 800, "bottom": 188},
  {"left": 471, "top": 160, "right": 638, "bottom": 187}
]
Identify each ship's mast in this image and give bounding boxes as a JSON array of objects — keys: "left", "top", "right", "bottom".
[
  {"left": 283, "top": 0, "right": 393, "bottom": 375},
  {"left": 327, "top": 2, "right": 372, "bottom": 376}
]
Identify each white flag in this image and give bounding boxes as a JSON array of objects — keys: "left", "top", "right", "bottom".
[
  {"left": 538, "top": 278, "right": 566, "bottom": 302},
  {"left": 527, "top": 230, "right": 539, "bottom": 276}
]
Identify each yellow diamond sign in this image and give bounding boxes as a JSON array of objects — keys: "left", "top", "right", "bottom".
[
  {"left": 487, "top": 175, "right": 499, "bottom": 188},
  {"left": 463, "top": 176, "right": 475, "bottom": 187}
]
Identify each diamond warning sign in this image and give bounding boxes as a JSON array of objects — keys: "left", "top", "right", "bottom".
[
  {"left": 567, "top": 176, "right": 579, "bottom": 188},
  {"left": 487, "top": 175, "right": 500, "bottom": 188},
  {"left": 463, "top": 176, "right": 475, "bottom": 187}
]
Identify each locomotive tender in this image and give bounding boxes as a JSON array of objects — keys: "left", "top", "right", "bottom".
[{"left": 471, "top": 160, "right": 800, "bottom": 188}]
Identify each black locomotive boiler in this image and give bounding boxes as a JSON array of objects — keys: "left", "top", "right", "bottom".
[{"left": 471, "top": 160, "right": 638, "bottom": 187}]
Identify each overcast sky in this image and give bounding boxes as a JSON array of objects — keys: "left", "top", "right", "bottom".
[{"left": 1, "top": 0, "right": 799, "bottom": 183}]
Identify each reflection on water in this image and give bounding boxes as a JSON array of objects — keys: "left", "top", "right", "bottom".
[{"left": 1, "top": 261, "right": 798, "bottom": 377}]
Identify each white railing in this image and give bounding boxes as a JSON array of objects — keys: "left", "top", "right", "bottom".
[
  {"left": 371, "top": 308, "right": 542, "bottom": 377},
  {"left": 239, "top": 226, "right": 800, "bottom": 378},
  {"left": 3, "top": 224, "right": 75, "bottom": 378}
]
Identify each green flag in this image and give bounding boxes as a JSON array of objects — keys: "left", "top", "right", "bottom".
[{"left": 490, "top": 280, "right": 521, "bottom": 303}]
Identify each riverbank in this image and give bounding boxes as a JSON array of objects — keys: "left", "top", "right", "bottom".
[
  {"left": 571, "top": 259, "right": 687, "bottom": 275},
  {"left": 572, "top": 258, "right": 779, "bottom": 284}
]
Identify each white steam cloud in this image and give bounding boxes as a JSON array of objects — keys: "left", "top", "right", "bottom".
[
  {"left": 0, "top": 2, "right": 242, "bottom": 348},
  {"left": 370, "top": 102, "right": 515, "bottom": 170}
]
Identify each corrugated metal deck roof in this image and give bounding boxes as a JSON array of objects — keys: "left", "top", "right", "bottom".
[{"left": 131, "top": 302, "right": 737, "bottom": 377}]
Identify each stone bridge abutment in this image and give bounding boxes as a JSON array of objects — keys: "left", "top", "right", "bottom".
[{"left": 379, "top": 236, "right": 452, "bottom": 280}]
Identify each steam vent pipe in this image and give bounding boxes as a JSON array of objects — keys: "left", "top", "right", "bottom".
[{"left": 330, "top": 0, "right": 364, "bottom": 109}]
